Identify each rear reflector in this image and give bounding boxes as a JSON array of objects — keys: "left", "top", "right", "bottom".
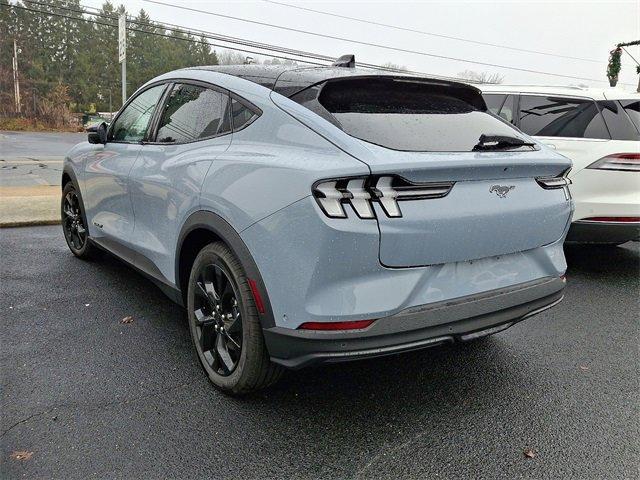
[
  {"left": 248, "top": 278, "right": 265, "bottom": 314},
  {"left": 584, "top": 217, "right": 640, "bottom": 223},
  {"left": 298, "top": 319, "right": 375, "bottom": 331}
]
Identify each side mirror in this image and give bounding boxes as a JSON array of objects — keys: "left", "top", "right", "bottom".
[{"left": 87, "top": 122, "right": 108, "bottom": 144}]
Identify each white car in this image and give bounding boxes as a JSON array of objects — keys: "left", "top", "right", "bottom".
[{"left": 481, "top": 85, "right": 639, "bottom": 245}]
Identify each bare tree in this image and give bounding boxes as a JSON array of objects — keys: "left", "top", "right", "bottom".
[
  {"left": 217, "top": 50, "right": 248, "bottom": 65},
  {"left": 457, "top": 70, "right": 504, "bottom": 84}
]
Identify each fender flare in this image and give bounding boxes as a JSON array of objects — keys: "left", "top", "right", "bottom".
[{"left": 175, "top": 210, "right": 276, "bottom": 329}]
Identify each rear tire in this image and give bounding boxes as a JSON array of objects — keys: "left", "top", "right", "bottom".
[
  {"left": 187, "top": 242, "right": 283, "bottom": 394},
  {"left": 61, "top": 182, "right": 95, "bottom": 259}
]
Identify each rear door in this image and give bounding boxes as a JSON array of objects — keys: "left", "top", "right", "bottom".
[{"left": 129, "top": 82, "right": 233, "bottom": 281}]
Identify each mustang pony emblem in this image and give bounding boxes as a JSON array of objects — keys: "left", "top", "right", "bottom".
[{"left": 490, "top": 185, "right": 515, "bottom": 198}]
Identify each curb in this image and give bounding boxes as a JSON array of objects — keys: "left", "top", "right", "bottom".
[{"left": 0, "top": 219, "right": 61, "bottom": 228}]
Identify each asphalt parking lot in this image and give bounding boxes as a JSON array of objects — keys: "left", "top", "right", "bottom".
[{"left": 1, "top": 226, "right": 638, "bottom": 479}]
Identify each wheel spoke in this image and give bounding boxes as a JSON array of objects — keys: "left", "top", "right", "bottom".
[
  {"left": 214, "top": 267, "right": 226, "bottom": 298},
  {"left": 63, "top": 205, "right": 75, "bottom": 218},
  {"left": 227, "top": 302, "right": 241, "bottom": 334},
  {"left": 203, "top": 279, "right": 220, "bottom": 305},
  {"left": 215, "top": 334, "right": 234, "bottom": 374},
  {"left": 224, "top": 331, "right": 241, "bottom": 350},
  {"left": 194, "top": 308, "right": 216, "bottom": 327},
  {"left": 71, "top": 230, "right": 81, "bottom": 249}
]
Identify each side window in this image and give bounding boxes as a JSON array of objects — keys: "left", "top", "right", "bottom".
[
  {"left": 156, "top": 84, "right": 231, "bottom": 143},
  {"left": 620, "top": 100, "right": 640, "bottom": 132},
  {"left": 482, "top": 94, "right": 515, "bottom": 124},
  {"left": 110, "top": 85, "right": 165, "bottom": 143},
  {"left": 231, "top": 98, "right": 259, "bottom": 131},
  {"left": 518, "top": 95, "right": 609, "bottom": 139},
  {"left": 598, "top": 101, "right": 640, "bottom": 140},
  {"left": 483, "top": 94, "right": 506, "bottom": 116}
]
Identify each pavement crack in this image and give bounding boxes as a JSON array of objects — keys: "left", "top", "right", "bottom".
[
  {"left": 1, "top": 409, "right": 53, "bottom": 438},
  {"left": 0, "top": 384, "right": 187, "bottom": 438}
]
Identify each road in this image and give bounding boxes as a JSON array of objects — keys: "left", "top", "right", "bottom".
[
  {"left": 0, "top": 131, "right": 85, "bottom": 187},
  {"left": 1, "top": 226, "right": 638, "bottom": 479}
]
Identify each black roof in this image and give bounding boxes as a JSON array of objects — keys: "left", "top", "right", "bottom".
[{"left": 186, "top": 64, "right": 481, "bottom": 99}]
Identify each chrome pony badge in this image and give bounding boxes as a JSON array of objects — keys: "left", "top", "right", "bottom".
[{"left": 490, "top": 185, "right": 515, "bottom": 198}]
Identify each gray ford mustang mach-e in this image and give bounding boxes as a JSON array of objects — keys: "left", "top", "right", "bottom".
[{"left": 62, "top": 56, "right": 573, "bottom": 393}]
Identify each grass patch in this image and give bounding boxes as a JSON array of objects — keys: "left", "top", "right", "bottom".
[{"left": 0, "top": 117, "right": 82, "bottom": 132}]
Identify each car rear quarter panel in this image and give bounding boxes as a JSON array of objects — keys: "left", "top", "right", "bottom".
[{"left": 195, "top": 74, "right": 370, "bottom": 233}]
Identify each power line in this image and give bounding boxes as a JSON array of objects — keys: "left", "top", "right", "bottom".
[
  {"left": 143, "top": 0, "right": 622, "bottom": 85},
  {"left": 261, "top": 0, "right": 604, "bottom": 65},
  {"left": 4, "top": 3, "right": 328, "bottom": 68},
  {"left": 25, "top": 0, "right": 450, "bottom": 79},
  {"left": 75, "top": 1, "right": 437, "bottom": 77}
]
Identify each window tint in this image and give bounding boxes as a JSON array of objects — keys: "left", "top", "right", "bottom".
[
  {"left": 110, "top": 85, "right": 165, "bottom": 142},
  {"left": 231, "top": 99, "right": 259, "bottom": 131},
  {"left": 519, "top": 95, "right": 609, "bottom": 139},
  {"left": 598, "top": 101, "right": 640, "bottom": 140},
  {"left": 315, "top": 79, "right": 529, "bottom": 152},
  {"left": 498, "top": 95, "right": 516, "bottom": 124},
  {"left": 483, "top": 94, "right": 506, "bottom": 116},
  {"left": 620, "top": 99, "right": 640, "bottom": 132},
  {"left": 156, "top": 84, "right": 231, "bottom": 143}
]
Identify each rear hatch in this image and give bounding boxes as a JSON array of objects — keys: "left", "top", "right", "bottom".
[
  {"left": 293, "top": 76, "right": 573, "bottom": 267},
  {"left": 362, "top": 147, "right": 572, "bottom": 266}
]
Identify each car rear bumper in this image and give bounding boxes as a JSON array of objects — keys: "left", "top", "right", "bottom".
[
  {"left": 566, "top": 220, "right": 640, "bottom": 244},
  {"left": 264, "top": 276, "right": 565, "bottom": 369}
]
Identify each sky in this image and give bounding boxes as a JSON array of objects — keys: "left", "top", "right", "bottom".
[{"left": 82, "top": 0, "right": 640, "bottom": 90}]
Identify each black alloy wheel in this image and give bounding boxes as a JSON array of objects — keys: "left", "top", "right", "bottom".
[
  {"left": 192, "top": 263, "right": 243, "bottom": 376},
  {"left": 187, "top": 242, "right": 283, "bottom": 394}
]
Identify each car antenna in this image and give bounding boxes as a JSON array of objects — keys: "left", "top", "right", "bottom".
[{"left": 331, "top": 54, "right": 356, "bottom": 68}]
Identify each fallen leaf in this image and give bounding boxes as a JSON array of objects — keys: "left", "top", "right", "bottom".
[
  {"left": 10, "top": 451, "right": 33, "bottom": 461},
  {"left": 523, "top": 448, "right": 537, "bottom": 459},
  {"left": 579, "top": 365, "right": 589, "bottom": 371},
  {"left": 120, "top": 316, "right": 134, "bottom": 324}
]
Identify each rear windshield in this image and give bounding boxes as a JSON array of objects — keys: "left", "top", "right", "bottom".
[{"left": 311, "top": 78, "right": 529, "bottom": 152}]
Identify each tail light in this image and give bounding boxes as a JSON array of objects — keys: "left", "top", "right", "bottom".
[
  {"left": 535, "top": 168, "right": 572, "bottom": 200},
  {"left": 587, "top": 153, "right": 640, "bottom": 172},
  {"left": 312, "top": 176, "right": 454, "bottom": 219}
]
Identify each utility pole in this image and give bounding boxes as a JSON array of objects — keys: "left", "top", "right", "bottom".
[
  {"left": 12, "top": 39, "right": 21, "bottom": 114},
  {"left": 118, "top": 13, "right": 127, "bottom": 106}
]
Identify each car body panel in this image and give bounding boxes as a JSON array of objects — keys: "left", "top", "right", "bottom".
[
  {"left": 129, "top": 135, "right": 232, "bottom": 282},
  {"left": 480, "top": 86, "right": 639, "bottom": 242},
  {"left": 81, "top": 142, "right": 142, "bottom": 245},
  {"left": 240, "top": 196, "right": 567, "bottom": 329}
]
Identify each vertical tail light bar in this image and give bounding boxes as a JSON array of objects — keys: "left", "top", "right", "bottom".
[
  {"left": 312, "top": 176, "right": 454, "bottom": 219},
  {"left": 535, "top": 168, "right": 572, "bottom": 200}
]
